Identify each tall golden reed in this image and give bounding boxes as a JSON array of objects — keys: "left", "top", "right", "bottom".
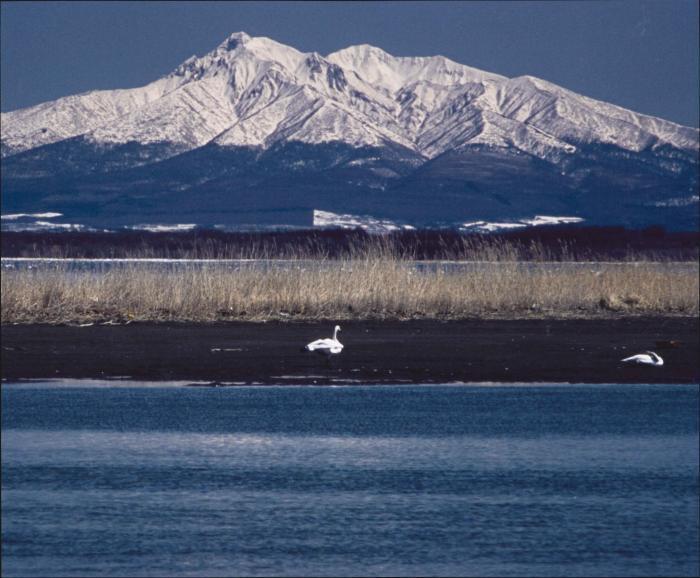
[{"left": 2, "top": 242, "right": 697, "bottom": 324}]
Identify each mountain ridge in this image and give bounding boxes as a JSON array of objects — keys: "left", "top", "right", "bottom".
[
  {"left": 3, "top": 31, "right": 697, "bottom": 158},
  {"left": 1, "top": 31, "right": 698, "bottom": 231}
]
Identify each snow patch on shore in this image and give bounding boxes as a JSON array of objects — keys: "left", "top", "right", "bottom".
[
  {"left": 460, "top": 215, "right": 584, "bottom": 233},
  {"left": 520, "top": 215, "right": 585, "bottom": 226},
  {"left": 128, "top": 224, "right": 198, "bottom": 232},
  {"left": 313, "top": 210, "right": 415, "bottom": 233},
  {"left": 461, "top": 221, "right": 528, "bottom": 232},
  {"left": 1, "top": 212, "right": 63, "bottom": 220},
  {"left": 1, "top": 220, "right": 87, "bottom": 232},
  {"left": 0, "top": 212, "right": 91, "bottom": 232},
  {"left": 652, "top": 195, "right": 699, "bottom": 208}
]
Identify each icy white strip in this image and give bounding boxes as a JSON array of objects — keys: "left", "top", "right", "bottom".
[
  {"left": 313, "top": 209, "right": 414, "bottom": 233},
  {"left": 1, "top": 220, "right": 85, "bottom": 231},
  {"left": 0, "top": 379, "right": 202, "bottom": 388},
  {"left": 460, "top": 221, "right": 528, "bottom": 232},
  {"left": 476, "top": 223, "right": 527, "bottom": 232},
  {"left": 34, "top": 221, "right": 83, "bottom": 229},
  {"left": 461, "top": 215, "right": 584, "bottom": 233},
  {"left": 520, "top": 215, "right": 585, "bottom": 226},
  {"left": 127, "top": 224, "right": 198, "bottom": 232},
  {"left": 1, "top": 212, "right": 63, "bottom": 220},
  {"left": 652, "top": 195, "right": 700, "bottom": 208}
]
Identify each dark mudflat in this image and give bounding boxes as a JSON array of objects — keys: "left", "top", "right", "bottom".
[{"left": 2, "top": 318, "right": 698, "bottom": 385}]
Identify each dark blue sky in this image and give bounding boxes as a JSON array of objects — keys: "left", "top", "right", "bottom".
[{"left": 1, "top": 0, "right": 698, "bottom": 126}]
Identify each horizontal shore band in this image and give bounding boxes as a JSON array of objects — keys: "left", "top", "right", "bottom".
[{"left": 2, "top": 318, "right": 698, "bottom": 384}]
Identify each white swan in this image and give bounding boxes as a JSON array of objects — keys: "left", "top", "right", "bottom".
[
  {"left": 621, "top": 351, "right": 664, "bottom": 367},
  {"left": 304, "top": 325, "right": 343, "bottom": 357}
]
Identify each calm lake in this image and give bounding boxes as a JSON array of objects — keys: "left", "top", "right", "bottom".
[{"left": 2, "top": 383, "right": 698, "bottom": 577}]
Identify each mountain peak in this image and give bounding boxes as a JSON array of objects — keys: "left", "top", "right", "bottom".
[
  {"left": 327, "top": 43, "right": 505, "bottom": 94},
  {"left": 217, "top": 31, "right": 251, "bottom": 51},
  {"left": 330, "top": 43, "right": 393, "bottom": 60},
  {"left": 2, "top": 30, "right": 698, "bottom": 160},
  {"left": 2, "top": 31, "right": 698, "bottom": 232},
  {"left": 209, "top": 32, "right": 308, "bottom": 76}
]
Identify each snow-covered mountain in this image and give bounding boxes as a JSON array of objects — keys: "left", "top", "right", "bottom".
[
  {"left": 2, "top": 32, "right": 698, "bottom": 230},
  {"left": 4, "top": 31, "right": 697, "bottom": 158}
]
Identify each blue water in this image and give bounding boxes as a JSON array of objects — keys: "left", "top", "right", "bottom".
[
  {"left": 2, "top": 383, "right": 698, "bottom": 577},
  {"left": 3, "top": 257, "right": 697, "bottom": 275}
]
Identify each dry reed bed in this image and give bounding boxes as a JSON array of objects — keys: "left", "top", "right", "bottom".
[{"left": 1, "top": 259, "right": 698, "bottom": 324}]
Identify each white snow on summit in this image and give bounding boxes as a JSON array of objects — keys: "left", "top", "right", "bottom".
[
  {"left": 1, "top": 77, "right": 183, "bottom": 155},
  {"left": 2, "top": 32, "right": 698, "bottom": 160},
  {"left": 326, "top": 44, "right": 505, "bottom": 93}
]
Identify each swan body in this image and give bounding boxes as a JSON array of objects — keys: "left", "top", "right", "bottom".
[
  {"left": 304, "top": 325, "right": 343, "bottom": 356},
  {"left": 621, "top": 351, "right": 663, "bottom": 367}
]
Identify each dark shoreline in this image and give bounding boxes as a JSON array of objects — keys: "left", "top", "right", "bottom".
[
  {"left": 2, "top": 227, "right": 698, "bottom": 260},
  {"left": 2, "top": 317, "right": 698, "bottom": 385}
]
